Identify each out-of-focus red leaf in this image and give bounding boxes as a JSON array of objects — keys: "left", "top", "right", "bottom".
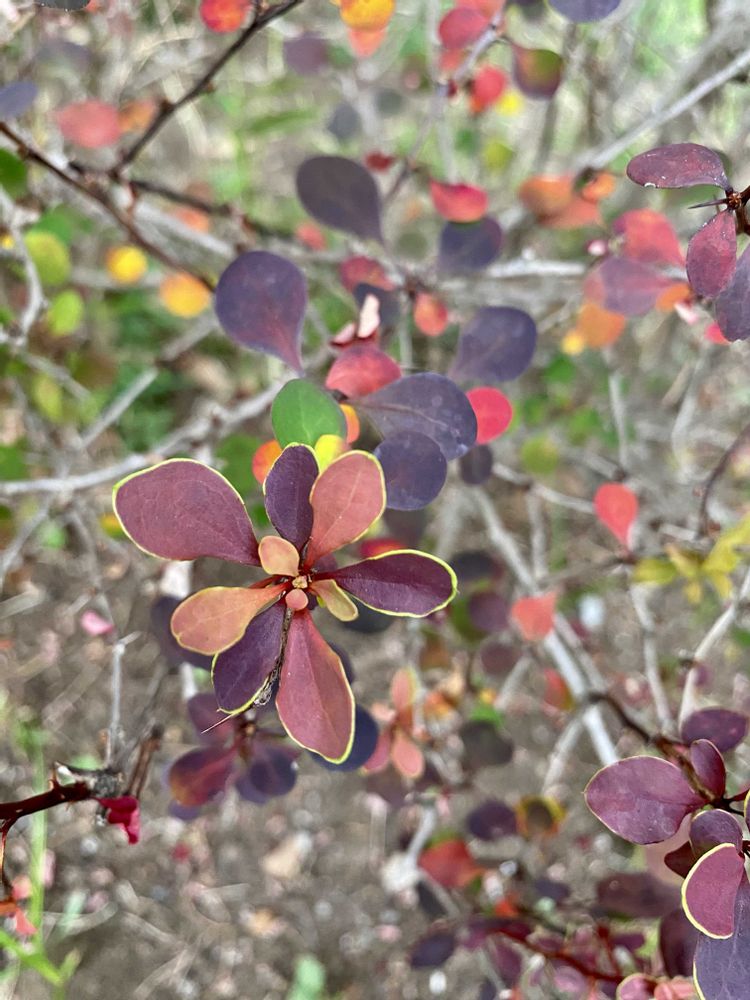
[
  {"left": 339, "top": 255, "right": 394, "bottom": 291},
  {"left": 419, "top": 838, "right": 484, "bottom": 888},
  {"left": 469, "top": 66, "right": 507, "bottom": 113},
  {"left": 614, "top": 209, "right": 685, "bottom": 268},
  {"left": 510, "top": 592, "right": 556, "bottom": 641},
  {"left": 466, "top": 386, "right": 513, "bottom": 443},
  {"left": 199, "top": 0, "right": 249, "bottom": 32},
  {"left": 593, "top": 483, "right": 638, "bottom": 548},
  {"left": 325, "top": 345, "right": 401, "bottom": 398},
  {"left": 429, "top": 180, "right": 488, "bottom": 223},
  {"left": 56, "top": 100, "right": 121, "bottom": 148},
  {"left": 413, "top": 292, "right": 449, "bottom": 336},
  {"left": 438, "top": 7, "right": 489, "bottom": 49}
]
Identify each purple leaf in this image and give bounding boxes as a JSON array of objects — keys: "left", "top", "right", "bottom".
[
  {"left": 665, "top": 841, "right": 696, "bottom": 879},
  {"left": 460, "top": 720, "right": 513, "bottom": 769},
  {"left": 549, "top": 0, "right": 620, "bottom": 20},
  {"left": 358, "top": 372, "right": 477, "bottom": 460},
  {"left": 660, "top": 907, "right": 699, "bottom": 978},
  {"left": 237, "top": 744, "right": 297, "bottom": 798},
  {"left": 324, "top": 551, "right": 456, "bottom": 617},
  {"left": 410, "top": 929, "right": 457, "bottom": 969},
  {"left": 263, "top": 444, "right": 317, "bottom": 551},
  {"left": 114, "top": 460, "right": 259, "bottom": 564},
  {"left": 186, "top": 692, "right": 226, "bottom": 745},
  {"left": 683, "top": 843, "right": 745, "bottom": 938},
  {"left": 450, "top": 306, "right": 537, "bottom": 383},
  {"left": 214, "top": 251, "right": 307, "bottom": 371},
  {"left": 715, "top": 242, "right": 750, "bottom": 341},
  {"left": 690, "top": 810, "right": 742, "bottom": 857},
  {"left": 466, "top": 799, "right": 517, "bottom": 840},
  {"left": 276, "top": 611, "right": 355, "bottom": 762},
  {"left": 437, "top": 216, "right": 504, "bottom": 272},
  {"left": 211, "top": 603, "right": 285, "bottom": 713},
  {"left": 584, "top": 256, "right": 674, "bottom": 316},
  {"left": 296, "top": 155, "right": 383, "bottom": 242},
  {"left": 0, "top": 81, "right": 38, "bottom": 120},
  {"left": 459, "top": 445, "right": 493, "bottom": 486},
  {"left": 694, "top": 880, "right": 750, "bottom": 999},
  {"left": 686, "top": 211, "right": 737, "bottom": 299},
  {"left": 467, "top": 590, "right": 508, "bottom": 634},
  {"left": 373, "top": 432, "right": 447, "bottom": 510},
  {"left": 689, "top": 739, "right": 726, "bottom": 798},
  {"left": 585, "top": 756, "right": 705, "bottom": 844},
  {"left": 596, "top": 872, "right": 680, "bottom": 919},
  {"left": 627, "top": 143, "right": 730, "bottom": 190},
  {"left": 681, "top": 707, "right": 748, "bottom": 752},
  {"left": 283, "top": 32, "right": 328, "bottom": 75},
  {"left": 168, "top": 746, "right": 235, "bottom": 806}
]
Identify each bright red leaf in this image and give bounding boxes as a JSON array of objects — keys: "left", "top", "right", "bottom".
[
  {"left": 466, "top": 386, "right": 513, "bottom": 443},
  {"left": 429, "top": 180, "right": 488, "bottom": 223},
  {"left": 593, "top": 482, "right": 638, "bottom": 547}
]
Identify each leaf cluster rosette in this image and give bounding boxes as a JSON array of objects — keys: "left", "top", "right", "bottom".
[{"left": 113, "top": 445, "right": 456, "bottom": 762}]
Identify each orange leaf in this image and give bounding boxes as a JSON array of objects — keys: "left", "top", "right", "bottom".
[
  {"left": 200, "top": 0, "right": 250, "bottom": 32},
  {"left": 510, "top": 592, "right": 556, "bottom": 641},
  {"left": 171, "top": 585, "right": 283, "bottom": 654},
  {"left": 252, "top": 440, "right": 282, "bottom": 485},
  {"left": 413, "top": 292, "right": 449, "bottom": 336},
  {"left": 429, "top": 180, "right": 488, "bottom": 223},
  {"left": 391, "top": 729, "right": 425, "bottom": 779},
  {"left": 159, "top": 273, "right": 211, "bottom": 318},
  {"left": 593, "top": 482, "right": 638, "bottom": 547},
  {"left": 419, "top": 839, "right": 483, "bottom": 888},
  {"left": 567, "top": 301, "right": 626, "bottom": 349}
]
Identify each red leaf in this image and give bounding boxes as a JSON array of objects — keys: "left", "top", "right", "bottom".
[
  {"left": 305, "top": 451, "right": 386, "bottom": 565},
  {"left": 275, "top": 612, "right": 355, "bottom": 761},
  {"left": 626, "top": 142, "right": 729, "bottom": 190},
  {"left": 438, "top": 7, "right": 489, "bottom": 49},
  {"left": 466, "top": 386, "right": 513, "bottom": 443},
  {"left": 97, "top": 795, "right": 141, "bottom": 844},
  {"left": 168, "top": 747, "right": 235, "bottom": 806},
  {"left": 199, "top": 0, "right": 249, "bottom": 31},
  {"left": 613, "top": 209, "right": 685, "bottom": 268},
  {"left": 413, "top": 292, "right": 449, "bottom": 336},
  {"left": 593, "top": 482, "right": 638, "bottom": 547},
  {"left": 686, "top": 211, "right": 737, "bottom": 299},
  {"left": 429, "top": 180, "right": 488, "bottom": 223},
  {"left": 339, "top": 255, "right": 394, "bottom": 291},
  {"left": 510, "top": 592, "right": 556, "bottom": 641},
  {"left": 114, "top": 460, "right": 259, "bottom": 565},
  {"left": 469, "top": 66, "right": 507, "bottom": 113},
  {"left": 419, "top": 838, "right": 483, "bottom": 888},
  {"left": 56, "top": 100, "right": 121, "bottom": 149}
]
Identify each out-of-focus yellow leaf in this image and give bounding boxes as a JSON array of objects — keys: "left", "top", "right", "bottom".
[
  {"left": 632, "top": 558, "right": 678, "bottom": 586},
  {"left": 159, "top": 272, "right": 210, "bottom": 318},
  {"left": 107, "top": 245, "right": 148, "bottom": 284},
  {"left": 340, "top": 0, "right": 394, "bottom": 31}
]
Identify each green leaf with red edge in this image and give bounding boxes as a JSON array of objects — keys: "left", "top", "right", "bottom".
[
  {"left": 429, "top": 180, "right": 488, "bottom": 223},
  {"left": 418, "top": 838, "right": 484, "bottom": 889},
  {"left": 325, "top": 345, "right": 402, "bottom": 399},
  {"left": 305, "top": 451, "right": 386, "bottom": 565},
  {"left": 263, "top": 444, "right": 318, "bottom": 552},
  {"left": 55, "top": 100, "right": 121, "bottom": 148},
  {"left": 686, "top": 211, "right": 737, "bottom": 300},
  {"left": 168, "top": 746, "right": 236, "bottom": 806},
  {"left": 275, "top": 611, "right": 355, "bottom": 762},
  {"left": 212, "top": 603, "right": 286, "bottom": 713},
  {"left": 585, "top": 756, "right": 705, "bottom": 845},
  {"left": 594, "top": 482, "right": 638, "bottom": 547},
  {"left": 171, "top": 585, "right": 284, "bottom": 655},
  {"left": 323, "top": 550, "right": 457, "bottom": 617},
  {"left": 437, "top": 7, "right": 488, "bottom": 49},
  {"left": 510, "top": 592, "right": 556, "bottom": 641},
  {"left": 682, "top": 843, "right": 745, "bottom": 939},
  {"left": 214, "top": 252, "right": 307, "bottom": 371},
  {"left": 113, "top": 459, "right": 259, "bottom": 564},
  {"left": 511, "top": 45, "right": 563, "bottom": 100},
  {"left": 466, "top": 387, "right": 513, "bottom": 444},
  {"left": 626, "top": 143, "right": 730, "bottom": 190}
]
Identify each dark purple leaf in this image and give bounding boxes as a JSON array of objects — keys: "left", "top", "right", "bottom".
[
  {"left": 283, "top": 32, "right": 328, "bottom": 75},
  {"left": 660, "top": 907, "right": 699, "bottom": 978},
  {"left": 327, "top": 102, "right": 361, "bottom": 142},
  {"left": 168, "top": 746, "right": 235, "bottom": 806},
  {"left": 450, "top": 306, "right": 537, "bottom": 383},
  {"left": 627, "top": 143, "right": 730, "bottom": 190},
  {"left": 665, "top": 841, "right": 696, "bottom": 878},
  {"left": 487, "top": 939, "right": 522, "bottom": 987},
  {"left": 534, "top": 878, "right": 570, "bottom": 904},
  {"left": 0, "top": 81, "right": 38, "bottom": 120},
  {"left": 690, "top": 810, "right": 742, "bottom": 857},
  {"left": 681, "top": 707, "right": 748, "bottom": 752},
  {"left": 549, "top": 0, "right": 620, "bottom": 20},
  {"left": 437, "top": 216, "right": 504, "bottom": 272},
  {"left": 311, "top": 704, "right": 379, "bottom": 772},
  {"left": 114, "top": 460, "right": 259, "bottom": 564},
  {"left": 683, "top": 843, "right": 745, "bottom": 938},
  {"left": 169, "top": 801, "right": 203, "bottom": 821},
  {"left": 584, "top": 256, "right": 673, "bottom": 316},
  {"left": 585, "top": 756, "right": 705, "bottom": 844},
  {"left": 212, "top": 603, "right": 285, "bottom": 713},
  {"left": 460, "top": 720, "right": 513, "bottom": 769},
  {"left": 34, "top": 0, "right": 90, "bottom": 8},
  {"left": 690, "top": 739, "right": 726, "bottom": 798},
  {"left": 460, "top": 445, "right": 493, "bottom": 485},
  {"left": 241, "top": 744, "right": 297, "bottom": 798},
  {"left": 214, "top": 251, "right": 307, "bottom": 371},
  {"left": 325, "top": 551, "right": 456, "bottom": 616},
  {"left": 263, "top": 444, "right": 317, "bottom": 551},
  {"left": 342, "top": 598, "right": 395, "bottom": 634},
  {"left": 467, "top": 591, "right": 508, "bottom": 634},
  {"left": 150, "top": 596, "right": 213, "bottom": 671},
  {"left": 596, "top": 872, "right": 680, "bottom": 919},
  {"left": 358, "top": 373, "right": 477, "bottom": 460},
  {"left": 694, "top": 880, "right": 750, "bottom": 998},
  {"left": 410, "top": 929, "right": 457, "bottom": 968},
  {"left": 478, "top": 639, "right": 520, "bottom": 677},
  {"left": 451, "top": 551, "right": 504, "bottom": 584},
  {"left": 296, "top": 155, "right": 383, "bottom": 242},
  {"left": 186, "top": 692, "right": 227, "bottom": 745},
  {"left": 715, "top": 242, "right": 750, "bottom": 341},
  {"left": 466, "top": 799, "right": 517, "bottom": 840},
  {"left": 383, "top": 508, "right": 426, "bottom": 547},
  {"left": 374, "top": 432, "right": 447, "bottom": 510},
  {"left": 353, "top": 282, "right": 400, "bottom": 328},
  {"left": 686, "top": 211, "right": 737, "bottom": 299}
]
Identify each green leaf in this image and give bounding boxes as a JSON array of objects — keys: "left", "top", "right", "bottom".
[
  {"left": 24, "top": 231, "right": 71, "bottom": 286},
  {"left": 520, "top": 435, "right": 559, "bottom": 476},
  {"left": 0, "top": 149, "right": 27, "bottom": 198},
  {"left": 271, "top": 380, "right": 346, "bottom": 448},
  {"left": 216, "top": 433, "right": 260, "bottom": 497},
  {"left": 31, "top": 373, "right": 64, "bottom": 422},
  {"left": 47, "top": 289, "right": 84, "bottom": 336},
  {"left": 287, "top": 955, "right": 326, "bottom": 1000},
  {"left": 0, "top": 442, "right": 27, "bottom": 480}
]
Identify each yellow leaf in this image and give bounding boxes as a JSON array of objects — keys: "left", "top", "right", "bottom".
[
  {"left": 314, "top": 434, "right": 347, "bottom": 471},
  {"left": 632, "top": 558, "right": 678, "bottom": 586},
  {"left": 665, "top": 544, "right": 702, "bottom": 581},
  {"left": 340, "top": 0, "right": 394, "bottom": 31},
  {"left": 107, "top": 245, "right": 148, "bottom": 284}
]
